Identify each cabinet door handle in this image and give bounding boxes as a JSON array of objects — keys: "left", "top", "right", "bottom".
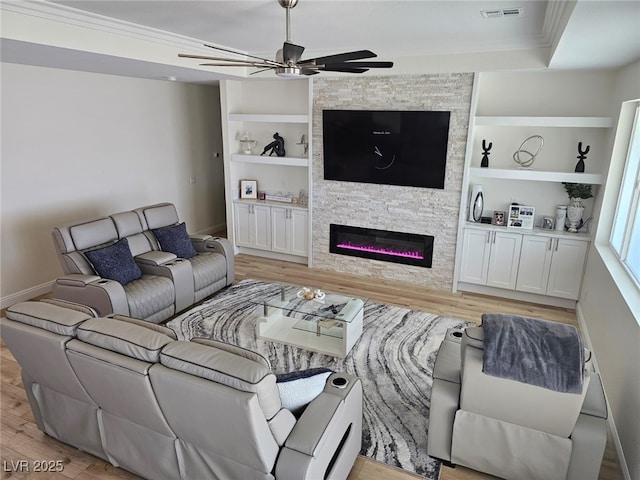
[
  {"left": 548, "top": 238, "right": 553, "bottom": 251},
  {"left": 487, "top": 232, "right": 491, "bottom": 244},
  {"left": 492, "top": 231, "right": 496, "bottom": 244},
  {"left": 555, "top": 238, "right": 559, "bottom": 252}
]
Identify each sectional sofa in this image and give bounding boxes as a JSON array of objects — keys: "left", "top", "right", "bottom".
[{"left": 1, "top": 299, "right": 363, "bottom": 480}]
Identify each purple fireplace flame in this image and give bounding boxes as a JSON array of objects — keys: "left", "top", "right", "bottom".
[
  {"left": 330, "top": 224, "right": 433, "bottom": 268},
  {"left": 336, "top": 242, "right": 425, "bottom": 260}
]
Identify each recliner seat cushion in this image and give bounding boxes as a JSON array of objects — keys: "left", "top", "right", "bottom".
[
  {"left": 85, "top": 238, "right": 142, "bottom": 285},
  {"left": 123, "top": 275, "right": 175, "bottom": 320},
  {"left": 189, "top": 252, "right": 228, "bottom": 292},
  {"left": 152, "top": 223, "right": 197, "bottom": 259}
]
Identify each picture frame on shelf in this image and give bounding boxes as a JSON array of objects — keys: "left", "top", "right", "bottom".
[
  {"left": 240, "top": 179, "right": 258, "bottom": 199},
  {"left": 542, "top": 216, "right": 555, "bottom": 230},
  {"left": 508, "top": 205, "right": 535, "bottom": 229}
]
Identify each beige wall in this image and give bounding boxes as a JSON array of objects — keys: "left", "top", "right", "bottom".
[
  {"left": 0, "top": 63, "right": 225, "bottom": 306},
  {"left": 579, "top": 60, "right": 640, "bottom": 480}
]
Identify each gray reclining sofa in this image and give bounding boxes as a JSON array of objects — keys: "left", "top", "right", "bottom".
[
  {"left": 52, "top": 202, "right": 234, "bottom": 323},
  {"left": 1, "top": 299, "right": 363, "bottom": 480}
]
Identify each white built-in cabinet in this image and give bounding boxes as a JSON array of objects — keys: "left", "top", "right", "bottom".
[
  {"left": 516, "top": 235, "right": 589, "bottom": 299},
  {"left": 234, "top": 202, "right": 271, "bottom": 251},
  {"left": 271, "top": 206, "right": 308, "bottom": 257},
  {"left": 459, "top": 228, "right": 522, "bottom": 289},
  {"left": 454, "top": 71, "right": 614, "bottom": 307},
  {"left": 234, "top": 201, "right": 308, "bottom": 257},
  {"left": 220, "top": 79, "right": 312, "bottom": 264},
  {"left": 460, "top": 224, "right": 590, "bottom": 302}
]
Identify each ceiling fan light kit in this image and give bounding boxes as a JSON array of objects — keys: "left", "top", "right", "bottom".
[{"left": 179, "top": 0, "right": 393, "bottom": 78}]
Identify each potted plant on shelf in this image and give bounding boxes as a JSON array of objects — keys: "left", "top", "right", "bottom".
[{"left": 562, "top": 183, "right": 593, "bottom": 232}]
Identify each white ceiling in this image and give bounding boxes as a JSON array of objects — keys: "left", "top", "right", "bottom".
[{"left": 1, "top": 0, "right": 639, "bottom": 83}]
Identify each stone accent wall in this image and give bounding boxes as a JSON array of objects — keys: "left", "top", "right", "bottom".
[{"left": 311, "top": 74, "right": 473, "bottom": 290}]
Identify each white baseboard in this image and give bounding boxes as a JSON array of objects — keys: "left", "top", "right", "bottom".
[
  {"left": 1, "top": 281, "right": 53, "bottom": 310},
  {"left": 576, "top": 303, "right": 632, "bottom": 480},
  {"left": 457, "top": 282, "right": 578, "bottom": 309},
  {"left": 194, "top": 223, "right": 226, "bottom": 236}
]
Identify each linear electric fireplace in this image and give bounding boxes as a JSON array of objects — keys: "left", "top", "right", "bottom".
[{"left": 330, "top": 224, "right": 433, "bottom": 268}]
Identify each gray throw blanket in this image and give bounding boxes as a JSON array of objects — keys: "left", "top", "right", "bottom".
[{"left": 481, "top": 313, "right": 584, "bottom": 394}]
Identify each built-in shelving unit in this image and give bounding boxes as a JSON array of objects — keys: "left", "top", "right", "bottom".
[
  {"left": 469, "top": 167, "right": 603, "bottom": 184},
  {"left": 474, "top": 116, "right": 614, "bottom": 128},
  {"left": 230, "top": 154, "right": 309, "bottom": 167},
  {"left": 220, "top": 79, "right": 313, "bottom": 266},
  {"left": 228, "top": 113, "right": 309, "bottom": 123},
  {"left": 453, "top": 71, "right": 616, "bottom": 308}
]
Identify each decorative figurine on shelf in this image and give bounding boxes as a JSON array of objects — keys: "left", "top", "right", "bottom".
[
  {"left": 261, "top": 132, "right": 286, "bottom": 157},
  {"left": 513, "top": 134, "right": 544, "bottom": 168},
  {"left": 480, "top": 139, "right": 492, "bottom": 167},
  {"left": 296, "top": 134, "right": 309, "bottom": 156},
  {"left": 574, "top": 142, "right": 590, "bottom": 172},
  {"left": 239, "top": 131, "right": 257, "bottom": 154}
]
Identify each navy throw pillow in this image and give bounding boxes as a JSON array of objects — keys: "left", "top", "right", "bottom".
[
  {"left": 152, "top": 222, "right": 197, "bottom": 259},
  {"left": 85, "top": 238, "right": 142, "bottom": 285}
]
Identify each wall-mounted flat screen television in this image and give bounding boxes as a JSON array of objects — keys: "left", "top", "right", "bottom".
[{"left": 322, "top": 109, "right": 450, "bottom": 189}]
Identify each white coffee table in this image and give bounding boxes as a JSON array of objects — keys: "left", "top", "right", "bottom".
[{"left": 252, "top": 284, "right": 366, "bottom": 358}]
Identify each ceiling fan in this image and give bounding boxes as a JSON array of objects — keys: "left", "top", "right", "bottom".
[{"left": 179, "top": 0, "right": 393, "bottom": 78}]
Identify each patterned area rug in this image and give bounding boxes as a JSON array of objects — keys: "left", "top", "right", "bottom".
[{"left": 166, "top": 279, "right": 472, "bottom": 479}]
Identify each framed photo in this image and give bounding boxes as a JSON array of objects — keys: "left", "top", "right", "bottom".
[
  {"left": 508, "top": 205, "right": 535, "bottom": 229},
  {"left": 240, "top": 179, "right": 257, "bottom": 199},
  {"left": 542, "top": 216, "right": 554, "bottom": 230},
  {"left": 493, "top": 211, "right": 506, "bottom": 226}
]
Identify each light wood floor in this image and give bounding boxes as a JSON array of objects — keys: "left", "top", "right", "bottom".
[{"left": 0, "top": 254, "right": 624, "bottom": 480}]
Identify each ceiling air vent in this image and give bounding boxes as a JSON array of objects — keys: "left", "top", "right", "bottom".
[{"left": 481, "top": 7, "right": 522, "bottom": 19}]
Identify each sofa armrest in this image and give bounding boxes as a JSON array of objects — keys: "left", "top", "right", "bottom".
[
  {"left": 275, "top": 374, "right": 362, "bottom": 480},
  {"left": 192, "top": 237, "right": 235, "bottom": 285},
  {"left": 55, "top": 274, "right": 102, "bottom": 286},
  {"left": 53, "top": 275, "right": 128, "bottom": 317},
  {"left": 135, "top": 251, "right": 177, "bottom": 266}
]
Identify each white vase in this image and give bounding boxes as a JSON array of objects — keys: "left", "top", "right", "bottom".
[{"left": 566, "top": 198, "right": 584, "bottom": 233}]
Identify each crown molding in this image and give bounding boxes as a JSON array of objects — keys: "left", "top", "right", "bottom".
[
  {"left": 542, "top": 0, "right": 576, "bottom": 49},
  {"left": 0, "top": 0, "right": 231, "bottom": 54}
]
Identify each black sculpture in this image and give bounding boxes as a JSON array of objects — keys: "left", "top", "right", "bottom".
[
  {"left": 261, "top": 133, "right": 286, "bottom": 157},
  {"left": 575, "top": 142, "right": 590, "bottom": 173},
  {"left": 481, "top": 139, "right": 492, "bottom": 168}
]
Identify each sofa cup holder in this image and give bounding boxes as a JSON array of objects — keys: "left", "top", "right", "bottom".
[{"left": 331, "top": 376, "right": 349, "bottom": 389}]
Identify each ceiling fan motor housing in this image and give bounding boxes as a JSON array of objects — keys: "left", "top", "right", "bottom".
[{"left": 278, "top": 0, "right": 299, "bottom": 9}]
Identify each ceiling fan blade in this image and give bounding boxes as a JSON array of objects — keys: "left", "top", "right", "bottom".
[
  {"left": 282, "top": 41, "right": 305, "bottom": 64},
  {"left": 180, "top": 53, "right": 273, "bottom": 65},
  {"left": 200, "top": 62, "right": 273, "bottom": 67},
  {"left": 317, "top": 66, "right": 370, "bottom": 74},
  {"left": 250, "top": 67, "right": 277, "bottom": 75},
  {"left": 300, "top": 68, "right": 320, "bottom": 76},
  {"left": 203, "top": 43, "right": 283, "bottom": 67},
  {"left": 299, "top": 50, "right": 377, "bottom": 65},
  {"left": 322, "top": 61, "right": 394, "bottom": 69}
]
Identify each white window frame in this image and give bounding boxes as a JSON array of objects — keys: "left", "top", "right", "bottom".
[
  {"left": 596, "top": 99, "right": 640, "bottom": 325},
  {"left": 610, "top": 104, "right": 640, "bottom": 286}
]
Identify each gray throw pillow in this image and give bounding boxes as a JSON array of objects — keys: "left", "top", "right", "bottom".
[{"left": 85, "top": 238, "right": 142, "bottom": 285}]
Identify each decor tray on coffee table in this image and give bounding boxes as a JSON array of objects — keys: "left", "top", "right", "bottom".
[{"left": 250, "top": 284, "right": 366, "bottom": 358}]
